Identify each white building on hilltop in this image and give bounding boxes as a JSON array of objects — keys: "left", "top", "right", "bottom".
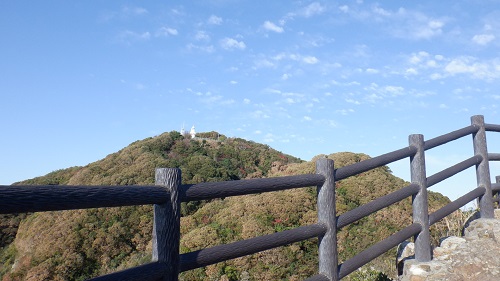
[{"left": 190, "top": 125, "right": 196, "bottom": 139}]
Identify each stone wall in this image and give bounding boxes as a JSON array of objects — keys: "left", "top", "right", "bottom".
[{"left": 399, "top": 217, "right": 500, "bottom": 281}]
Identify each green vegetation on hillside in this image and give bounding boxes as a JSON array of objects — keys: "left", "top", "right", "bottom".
[{"left": 0, "top": 132, "right": 453, "bottom": 281}]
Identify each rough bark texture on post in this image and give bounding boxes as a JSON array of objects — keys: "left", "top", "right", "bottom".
[
  {"left": 316, "top": 158, "right": 338, "bottom": 280},
  {"left": 153, "top": 168, "right": 182, "bottom": 281},
  {"left": 471, "top": 115, "right": 494, "bottom": 218},
  {"left": 496, "top": 176, "right": 500, "bottom": 209},
  {"left": 409, "top": 134, "right": 431, "bottom": 261}
]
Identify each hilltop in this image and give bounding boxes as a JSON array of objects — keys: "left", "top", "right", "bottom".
[{"left": 0, "top": 132, "right": 451, "bottom": 281}]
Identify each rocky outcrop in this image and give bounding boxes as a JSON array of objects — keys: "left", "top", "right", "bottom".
[{"left": 399, "top": 218, "right": 500, "bottom": 281}]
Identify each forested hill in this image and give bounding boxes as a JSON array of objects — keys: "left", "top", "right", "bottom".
[
  {"left": 16, "top": 131, "right": 303, "bottom": 186},
  {"left": 0, "top": 131, "right": 450, "bottom": 281}
]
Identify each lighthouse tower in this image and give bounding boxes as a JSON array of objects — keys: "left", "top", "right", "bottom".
[{"left": 190, "top": 125, "right": 196, "bottom": 139}]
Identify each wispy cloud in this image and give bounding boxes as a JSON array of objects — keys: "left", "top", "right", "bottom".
[
  {"left": 207, "top": 15, "right": 223, "bottom": 25},
  {"left": 186, "top": 43, "right": 215, "bottom": 53},
  {"left": 262, "top": 21, "right": 284, "bottom": 33},
  {"left": 472, "top": 34, "right": 495, "bottom": 45},
  {"left": 300, "top": 2, "right": 325, "bottom": 18},
  {"left": 220, "top": 37, "right": 246, "bottom": 50},
  {"left": 155, "top": 27, "right": 178, "bottom": 37},
  {"left": 117, "top": 30, "right": 151, "bottom": 43},
  {"left": 101, "top": 6, "right": 148, "bottom": 21},
  {"left": 443, "top": 56, "right": 499, "bottom": 80},
  {"left": 390, "top": 9, "right": 447, "bottom": 40},
  {"left": 195, "top": 31, "right": 210, "bottom": 41},
  {"left": 302, "top": 56, "right": 319, "bottom": 64}
]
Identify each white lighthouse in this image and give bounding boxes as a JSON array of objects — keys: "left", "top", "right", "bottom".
[{"left": 190, "top": 125, "right": 196, "bottom": 139}]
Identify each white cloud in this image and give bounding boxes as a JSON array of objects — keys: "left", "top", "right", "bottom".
[
  {"left": 303, "top": 116, "right": 312, "bottom": 121},
  {"left": 117, "top": 30, "right": 151, "bottom": 42},
  {"left": 263, "top": 133, "right": 275, "bottom": 143},
  {"left": 282, "top": 73, "right": 290, "bottom": 80},
  {"left": 366, "top": 68, "right": 379, "bottom": 74},
  {"left": 252, "top": 110, "right": 270, "bottom": 119},
  {"left": 373, "top": 5, "right": 391, "bottom": 16},
  {"left": 207, "top": 15, "right": 223, "bottom": 25},
  {"left": 336, "top": 109, "right": 355, "bottom": 115},
  {"left": 263, "top": 21, "right": 284, "bottom": 33},
  {"left": 346, "top": 98, "right": 361, "bottom": 105},
  {"left": 406, "top": 68, "right": 418, "bottom": 75},
  {"left": 445, "top": 57, "right": 480, "bottom": 74},
  {"left": 230, "top": 80, "right": 238, "bottom": 85},
  {"left": 472, "top": 34, "right": 495, "bottom": 45},
  {"left": 243, "top": 98, "right": 251, "bottom": 104},
  {"left": 301, "top": 2, "right": 325, "bottom": 17},
  {"left": 303, "top": 56, "right": 319, "bottom": 64},
  {"left": 123, "top": 6, "right": 148, "bottom": 16},
  {"left": 155, "top": 27, "right": 178, "bottom": 37},
  {"left": 253, "top": 59, "right": 275, "bottom": 69},
  {"left": 339, "top": 5, "right": 349, "bottom": 13},
  {"left": 220, "top": 37, "right": 246, "bottom": 50},
  {"left": 186, "top": 43, "right": 215, "bottom": 53},
  {"left": 195, "top": 31, "right": 210, "bottom": 41},
  {"left": 387, "top": 9, "right": 447, "bottom": 40}
]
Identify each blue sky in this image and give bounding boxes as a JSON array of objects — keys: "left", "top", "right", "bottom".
[{"left": 2, "top": 1, "right": 500, "bottom": 203}]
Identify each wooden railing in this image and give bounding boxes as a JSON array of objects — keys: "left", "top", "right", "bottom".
[{"left": 1, "top": 115, "right": 500, "bottom": 281}]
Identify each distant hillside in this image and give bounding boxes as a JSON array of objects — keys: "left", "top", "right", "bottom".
[{"left": 0, "top": 132, "right": 451, "bottom": 281}]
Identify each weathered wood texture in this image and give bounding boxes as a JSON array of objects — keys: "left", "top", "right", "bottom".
[
  {"left": 485, "top": 123, "right": 500, "bottom": 132},
  {"left": 0, "top": 185, "right": 169, "bottom": 214},
  {"left": 429, "top": 187, "right": 485, "bottom": 225},
  {"left": 423, "top": 125, "right": 478, "bottom": 150},
  {"left": 180, "top": 174, "right": 325, "bottom": 201},
  {"left": 409, "top": 134, "right": 431, "bottom": 262},
  {"left": 337, "top": 183, "right": 419, "bottom": 229},
  {"left": 153, "top": 168, "right": 182, "bottom": 281},
  {"left": 471, "top": 115, "right": 494, "bottom": 218},
  {"left": 426, "top": 155, "right": 482, "bottom": 187},
  {"left": 87, "top": 262, "right": 167, "bottom": 281},
  {"left": 335, "top": 146, "right": 417, "bottom": 181},
  {"left": 489, "top": 153, "right": 500, "bottom": 161},
  {"left": 339, "top": 223, "right": 421, "bottom": 279},
  {"left": 179, "top": 224, "right": 326, "bottom": 272},
  {"left": 316, "top": 158, "right": 338, "bottom": 281}
]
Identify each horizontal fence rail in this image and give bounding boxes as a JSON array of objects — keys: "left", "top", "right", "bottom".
[
  {"left": 338, "top": 223, "right": 422, "bottom": 279},
  {"left": 180, "top": 174, "right": 325, "bottom": 201},
  {"left": 88, "top": 262, "right": 167, "bottom": 281},
  {"left": 1, "top": 115, "right": 500, "bottom": 281},
  {"left": 423, "top": 125, "right": 478, "bottom": 150},
  {"left": 485, "top": 123, "right": 500, "bottom": 132},
  {"left": 337, "top": 183, "right": 420, "bottom": 229},
  {"left": 335, "top": 146, "right": 417, "bottom": 181},
  {"left": 179, "top": 224, "right": 327, "bottom": 272},
  {"left": 429, "top": 187, "right": 486, "bottom": 225},
  {"left": 0, "top": 185, "right": 169, "bottom": 214},
  {"left": 426, "top": 155, "right": 483, "bottom": 187}
]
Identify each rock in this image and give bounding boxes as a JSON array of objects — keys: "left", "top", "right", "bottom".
[
  {"left": 397, "top": 241, "right": 415, "bottom": 276},
  {"left": 399, "top": 218, "right": 500, "bottom": 281}
]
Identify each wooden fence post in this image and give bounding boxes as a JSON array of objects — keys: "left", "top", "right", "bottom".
[
  {"left": 409, "top": 134, "right": 431, "bottom": 261},
  {"left": 496, "top": 176, "right": 500, "bottom": 209},
  {"left": 471, "top": 115, "right": 494, "bottom": 218},
  {"left": 153, "top": 168, "right": 182, "bottom": 281},
  {"left": 316, "top": 158, "right": 337, "bottom": 281}
]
